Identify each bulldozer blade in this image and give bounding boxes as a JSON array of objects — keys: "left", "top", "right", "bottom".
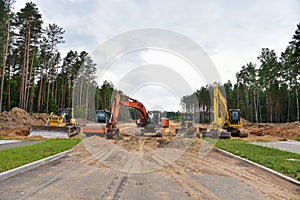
[
  {"left": 82, "top": 123, "right": 107, "bottom": 137},
  {"left": 202, "top": 130, "right": 231, "bottom": 139},
  {"left": 29, "top": 126, "right": 72, "bottom": 138}
]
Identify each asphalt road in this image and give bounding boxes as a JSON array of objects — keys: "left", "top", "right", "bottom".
[
  {"left": 0, "top": 155, "right": 264, "bottom": 200},
  {"left": 252, "top": 140, "right": 300, "bottom": 154},
  {"left": 0, "top": 140, "right": 40, "bottom": 150},
  {"left": 0, "top": 137, "right": 299, "bottom": 200}
]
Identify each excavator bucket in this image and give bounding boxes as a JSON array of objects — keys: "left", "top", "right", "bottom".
[{"left": 29, "top": 126, "right": 76, "bottom": 138}]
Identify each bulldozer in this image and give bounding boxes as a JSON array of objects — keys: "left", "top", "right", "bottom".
[
  {"left": 30, "top": 108, "right": 78, "bottom": 138},
  {"left": 201, "top": 85, "right": 248, "bottom": 139}
]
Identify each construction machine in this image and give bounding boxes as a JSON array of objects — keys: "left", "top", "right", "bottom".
[
  {"left": 83, "top": 92, "right": 169, "bottom": 139},
  {"left": 30, "top": 108, "right": 78, "bottom": 138},
  {"left": 201, "top": 85, "right": 248, "bottom": 139},
  {"left": 108, "top": 92, "right": 169, "bottom": 138},
  {"left": 175, "top": 112, "right": 198, "bottom": 137}
]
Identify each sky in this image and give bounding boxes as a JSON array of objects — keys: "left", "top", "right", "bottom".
[{"left": 13, "top": 0, "right": 300, "bottom": 111}]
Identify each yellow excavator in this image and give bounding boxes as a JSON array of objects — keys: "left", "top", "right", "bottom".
[
  {"left": 201, "top": 85, "right": 248, "bottom": 139},
  {"left": 30, "top": 108, "right": 78, "bottom": 138}
]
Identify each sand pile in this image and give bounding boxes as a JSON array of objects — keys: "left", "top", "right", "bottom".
[
  {"left": 0, "top": 107, "right": 49, "bottom": 127},
  {"left": 247, "top": 121, "right": 300, "bottom": 139}
]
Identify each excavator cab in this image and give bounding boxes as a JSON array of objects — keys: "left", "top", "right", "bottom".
[
  {"left": 148, "top": 111, "right": 161, "bottom": 127},
  {"left": 228, "top": 109, "right": 241, "bottom": 125},
  {"left": 95, "top": 110, "right": 110, "bottom": 123}
]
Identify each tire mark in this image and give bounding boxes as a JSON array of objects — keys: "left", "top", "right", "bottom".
[
  {"left": 112, "top": 176, "right": 128, "bottom": 200},
  {"left": 101, "top": 176, "right": 128, "bottom": 200}
]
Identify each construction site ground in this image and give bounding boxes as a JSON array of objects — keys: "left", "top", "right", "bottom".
[
  {"left": 0, "top": 108, "right": 300, "bottom": 199},
  {"left": 0, "top": 129, "right": 299, "bottom": 199}
]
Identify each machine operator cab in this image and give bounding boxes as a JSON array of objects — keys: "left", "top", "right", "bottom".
[
  {"left": 228, "top": 109, "right": 241, "bottom": 125},
  {"left": 95, "top": 110, "right": 111, "bottom": 123},
  {"left": 57, "top": 108, "right": 75, "bottom": 125}
]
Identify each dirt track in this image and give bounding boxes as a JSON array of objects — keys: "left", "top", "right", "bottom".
[{"left": 0, "top": 134, "right": 299, "bottom": 199}]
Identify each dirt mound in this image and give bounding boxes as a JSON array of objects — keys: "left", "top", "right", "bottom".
[
  {"left": 242, "top": 118, "right": 252, "bottom": 126},
  {"left": 245, "top": 121, "right": 300, "bottom": 141},
  {"left": 0, "top": 107, "right": 49, "bottom": 127}
]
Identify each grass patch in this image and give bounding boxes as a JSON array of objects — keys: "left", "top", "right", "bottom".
[
  {"left": 0, "top": 138, "right": 80, "bottom": 173},
  {"left": 294, "top": 136, "right": 300, "bottom": 141},
  {"left": 214, "top": 139, "right": 300, "bottom": 181},
  {"left": 168, "top": 116, "right": 180, "bottom": 122}
]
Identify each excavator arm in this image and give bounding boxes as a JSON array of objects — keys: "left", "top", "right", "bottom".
[
  {"left": 108, "top": 92, "right": 149, "bottom": 129},
  {"left": 212, "top": 85, "right": 227, "bottom": 130},
  {"left": 120, "top": 95, "right": 149, "bottom": 127}
]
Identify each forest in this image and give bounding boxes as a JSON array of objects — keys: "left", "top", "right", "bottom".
[
  {"left": 1, "top": 1, "right": 300, "bottom": 123},
  {"left": 181, "top": 23, "right": 300, "bottom": 123},
  {"left": 0, "top": 1, "right": 114, "bottom": 115}
]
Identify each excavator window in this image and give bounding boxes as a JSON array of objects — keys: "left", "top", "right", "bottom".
[
  {"left": 96, "top": 110, "right": 110, "bottom": 123},
  {"left": 230, "top": 110, "right": 240, "bottom": 124}
]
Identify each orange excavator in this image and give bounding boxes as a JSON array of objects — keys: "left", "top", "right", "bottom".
[{"left": 85, "top": 92, "right": 169, "bottom": 139}]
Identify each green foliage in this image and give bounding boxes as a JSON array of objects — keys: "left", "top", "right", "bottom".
[
  {"left": 40, "top": 96, "right": 57, "bottom": 114},
  {"left": 214, "top": 140, "right": 300, "bottom": 181},
  {"left": 168, "top": 115, "right": 180, "bottom": 122},
  {"left": 97, "top": 80, "right": 114, "bottom": 110},
  {"left": 74, "top": 105, "right": 87, "bottom": 118},
  {"left": 0, "top": 138, "right": 80, "bottom": 173}
]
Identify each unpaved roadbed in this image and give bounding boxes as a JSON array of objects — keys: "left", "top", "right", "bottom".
[{"left": 0, "top": 136, "right": 299, "bottom": 200}]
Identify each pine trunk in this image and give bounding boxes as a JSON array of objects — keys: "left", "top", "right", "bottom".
[
  {"left": 26, "top": 49, "right": 35, "bottom": 110},
  {"left": 0, "top": 14, "right": 10, "bottom": 113},
  {"left": 296, "top": 87, "right": 299, "bottom": 121},
  {"left": 37, "top": 70, "right": 43, "bottom": 112},
  {"left": 7, "top": 62, "right": 10, "bottom": 111}
]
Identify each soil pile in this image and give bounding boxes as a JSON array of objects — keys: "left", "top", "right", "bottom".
[
  {"left": 0, "top": 107, "right": 48, "bottom": 127},
  {"left": 247, "top": 121, "right": 300, "bottom": 139}
]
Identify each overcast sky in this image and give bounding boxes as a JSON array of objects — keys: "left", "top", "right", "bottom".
[{"left": 14, "top": 0, "right": 300, "bottom": 111}]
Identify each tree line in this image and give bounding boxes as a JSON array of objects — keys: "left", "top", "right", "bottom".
[
  {"left": 0, "top": 1, "right": 115, "bottom": 114},
  {"left": 181, "top": 22, "right": 300, "bottom": 123}
]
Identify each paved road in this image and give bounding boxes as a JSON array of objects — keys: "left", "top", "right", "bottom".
[
  {"left": 252, "top": 140, "right": 300, "bottom": 154},
  {"left": 0, "top": 137, "right": 299, "bottom": 200},
  {"left": 0, "top": 155, "right": 265, "bottom": 200},
  {"left": 0, "top": 140, "right": 40, "bottom": 150}
]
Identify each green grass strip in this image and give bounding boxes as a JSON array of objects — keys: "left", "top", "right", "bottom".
[
  {"left": 0, "top": 138, "right": 80, "bottom": 173},
  {"left": 214, "top": 139, "right": 300, "bottom": 181},
  {"left": 294, "top": 136, "right": 300, "bottom": 141}
]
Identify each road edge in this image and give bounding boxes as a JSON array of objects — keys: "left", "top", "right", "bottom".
[
  {"left": 0, "top": 150, "right": 71, "bottom": 182},
  {"left": 217, "top": 148, "right": 300, "bottom": 186}
]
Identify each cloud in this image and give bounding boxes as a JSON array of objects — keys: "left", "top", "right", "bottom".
[{"left": 13, "top": 0, "right": 300, "bottom": 110}]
